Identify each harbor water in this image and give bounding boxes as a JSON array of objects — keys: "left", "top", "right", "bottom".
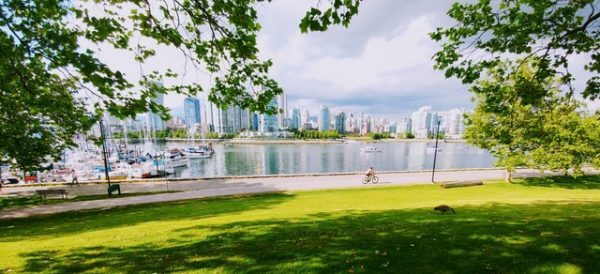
[{"left": 139, "top": 141, "right": 495, "bottom": 178}]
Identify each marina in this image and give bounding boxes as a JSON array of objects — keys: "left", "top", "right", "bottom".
[{"left": 0, "top": 141, "right": 494, "bottom": 183}]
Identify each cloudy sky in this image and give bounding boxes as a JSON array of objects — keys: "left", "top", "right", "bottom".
[
  {"left": 150, "top": 1, "right": 467, "bottom": 119},
  {"left": 98, "top": 1, "right": 594, "bottom": 120},
  {"left": 252, "top": 1, "right": 468, "bottom": 119}
]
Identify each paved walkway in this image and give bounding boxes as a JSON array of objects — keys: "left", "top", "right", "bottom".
[{"left": 0, "top": 168, "right": 567, "bottom": 219}]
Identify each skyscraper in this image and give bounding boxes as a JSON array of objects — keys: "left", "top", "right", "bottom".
[
  {"left": 183, "top": 97, "right": 201, "bottom": 128},
  {"left": 208, "top": 104, "right": 248, "bottom": 134},
  {"left": 291, "top": 108, "right": 300, "bottom": 130},
  {"left": 260, "top": 96, "right": 279, "bottom": 133},
  {"left": 360, "top": 114, "right": 372, "bottom": 134},
  {"left": 319, "top": 105, "right": 330, "bottom": 131},
  {"left": 430, "top": 112, "right": 440, "bottom": 135},
  {"left": 398, "top": 117, "right": 412, "bottom": 134},
  {"left": 302, "top": 110, "right": 310, "bottom": 124},
  {"left": 411, "top": 106, "right": 432, "bottom": 138},
  {"left": 148, "top": 83, "right": 166, "bottom": 131},
  {"left": 334, "top": 112, "right": 346, "bottom": 133},
  {"left": 447, "top": 108, "right": 465, "bottom": 138},
  {"left": 277, "top": 94, "right": 287, "bottom": 129}
]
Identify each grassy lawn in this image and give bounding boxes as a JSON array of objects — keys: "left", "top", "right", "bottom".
[
  {"left": 0, "top": 191, "right": 179, "bottom": 210},
  {"left": 0, "top": 176, "right": 599, "bottom": 273}
]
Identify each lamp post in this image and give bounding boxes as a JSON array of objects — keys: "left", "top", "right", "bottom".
[
  {"left": 431, "top": 119, "right": 441, "bottom": 183},
  {"left": 99, "top": 120, "right": 111, "bottom": 187}
]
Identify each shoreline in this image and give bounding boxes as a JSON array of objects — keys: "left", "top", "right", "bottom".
[
  {"left": 170, "top": 138, "right": 467, "bottom": 145},
  {"left": 2, "top": 167, "right": 504, "bottom": 188},
  {"left": 111, "top": 138, "right": 466, "bottom": 145}
]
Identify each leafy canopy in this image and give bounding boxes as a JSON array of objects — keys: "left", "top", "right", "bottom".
[
  {"left": 465, "top": 60, "right": 600, "bottom": 179},
  {"left": 0, "top": 0, "right": 357, "bottom": 169},
  {"left": 430, "top": 0, "right": 600, "bottom": 100}
]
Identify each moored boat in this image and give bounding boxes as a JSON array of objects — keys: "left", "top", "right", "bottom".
[
  {"left": 187, "top": 145, "right": 214, "bottom": 159},
  {"left": 361, "top": 146, "right": 381, "bottom": 153}
]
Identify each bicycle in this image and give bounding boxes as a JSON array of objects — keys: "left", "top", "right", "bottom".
[{"left": 362, "top": 174, "right": 379, "bottom": 184}]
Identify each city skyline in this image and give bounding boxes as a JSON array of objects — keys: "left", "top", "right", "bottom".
[{"left": 141, "top": 89, "right": 465, "bottom": 139}]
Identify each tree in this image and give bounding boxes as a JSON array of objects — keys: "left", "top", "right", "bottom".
[
  {"left": 465, "top": 60, "right": 600, "bottom": 181},
  {"left": 2, "top": 0, "right": 360, "bottom": 169},
  {"left": 430, "top": 0, "right": 600, "bottom": 100},
  {"left": 528, "top": 105, "right": 600, "bottom": 176}
]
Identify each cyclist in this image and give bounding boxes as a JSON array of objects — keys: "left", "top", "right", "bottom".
[{"left": 365, "top": 166, "right": 374, "bottom": 179}]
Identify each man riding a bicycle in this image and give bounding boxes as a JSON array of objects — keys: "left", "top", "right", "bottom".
[
  {"left": 363, "top": 167, "right": 379, "bottom": 184},
  {"left": 365, "top": 166, "right": 374, "bottom": 178}
]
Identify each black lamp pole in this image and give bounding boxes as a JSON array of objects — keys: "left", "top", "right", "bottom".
[
  {"left": 99, "top": 120, "right": 111, "bottom": 187},
  {"left": 431, "top": 119, "right": 441, "bottom": 183}
]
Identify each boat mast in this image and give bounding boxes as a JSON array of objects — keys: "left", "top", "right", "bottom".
[{"left": 99, "top": 119, "right": 112, "bottom": 187}]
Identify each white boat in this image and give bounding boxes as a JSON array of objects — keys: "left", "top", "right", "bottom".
[
  {"left": 187, "top": 146, "right": 214, "bottom": 159},
  {"left": 426, "top": 147, "right": 442, "bottom": 152},
  {"left": 361, "top": 146, "right": 381, "bottom": 153},
  {"left": 130, "top": 163, "right": 153, "bottom": 178},
  {"left": 100, "top": 169, "right": 129, "bottom": 180},
  {"left": 154, "top": 149, "right": 188, "bottom": 169},
  {"left": 99, "top": 163, "right": 131, "bottom": 180}
]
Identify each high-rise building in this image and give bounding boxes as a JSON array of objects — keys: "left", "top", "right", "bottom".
[
  {"left": 148, "top": 83, "right": 166, "bottom": 131},
  {"left": 277, "top": 94, "right": 287, "bottom": 129},
  {"left": 184, "top": 97, "right": 201, "bottom": 128},
  {"left": 334, "top": 112, "right": 346, "bottom": 133},
  {"left": 398, "top": 117, "right": 412, "bottom": 134},
  {"left": 430, "top": 112, "right": 440, "bottom": 136},
  {"left": 411, "top": 106, "right": 432, "bottom": 138},
  {"left": 208, "top": 102, "right": 246, "bottom": 134},
  {"left": 249, "top": 112, "right": 259, "bottom": 131},
  {"left": 302, "top": 110, "right": 310, "bottom": 124},
  {"left": 260, "top": 96, "right": 279, "bottom": 133},
  {"left": 361, "top": 115, "right": 372, "bottom": 134},
  {"left": 388, "top": 122, "right": 397, "bottom": 134},
  {"left": 345, "top": 113, "right": 355, "bottom": 133},
  {"left": 319, "top": 105, "right": 330, "bottom": 131},
  {"left": 447, "top": 108, "right": 465, "bottom": 138},
  {"left": 291, "top": 108, "right": 300, "bottom": 130},
  {"left": 127, "top": 117, "right": 143, "bottom": 133}
]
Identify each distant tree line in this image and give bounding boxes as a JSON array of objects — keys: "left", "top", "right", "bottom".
[{"left": 293, "top": 130, "right": 341, "bottom": 140}]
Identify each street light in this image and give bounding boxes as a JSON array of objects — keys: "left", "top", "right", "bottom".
[
  {"left": 99, "top": 120, "right": 111, "bottom": 188},
  {"left": 431, "top": 119, "right": 441, "bottom": 183}
]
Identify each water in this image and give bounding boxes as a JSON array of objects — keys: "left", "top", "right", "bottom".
[{"left": 138, "top": 141, "right": 495, "bottom": 178}]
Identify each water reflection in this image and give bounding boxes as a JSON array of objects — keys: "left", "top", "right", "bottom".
[{"left": 144, "top": 141, "right": 495, "bottom": 178}]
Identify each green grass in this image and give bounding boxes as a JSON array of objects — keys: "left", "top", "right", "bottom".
[
  {"left": 1, "top": 176, "right": 599, "bottom": 273},
  {"left": 0, "top": 191, "right": 179, "bottom": 210}
]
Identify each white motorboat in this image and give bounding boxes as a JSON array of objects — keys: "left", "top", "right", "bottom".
[
  {"left": 99, "top": 163, "right": 131, "bottom": 180},
  {"left": 426, "top": 146, "right": 442, "bottom": 152},
  {"left": 187, "top": 146, "right": 214, "bottom": 159},
  {"left": 154, "top": 149, "right": 188, "bottom": 169},
  {"left": 361, "top": 146, "right": 381, "bottom": 153},
  {"left": 100, "top": 169, "right": 129, "bottom": 180}
]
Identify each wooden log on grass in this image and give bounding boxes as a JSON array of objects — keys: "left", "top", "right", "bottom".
[{"left": 440, "top": 180, "right": 483, "bottom": 188}]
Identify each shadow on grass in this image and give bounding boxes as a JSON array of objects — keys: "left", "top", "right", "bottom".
[
  {"left": 0, "top": 195, "right": 47, "bottom": 209},
  {"left": 0, "top": 191, "right": 180, "bottom": 210},
  {"left": 518, "top": 175, "right": 600, "bottom": 189},
  {"left": 14, "top": 202, "right": 600, "bottom": 273},
  {"left": 0, "top": 192, "right": 294, "bottom": 242}
]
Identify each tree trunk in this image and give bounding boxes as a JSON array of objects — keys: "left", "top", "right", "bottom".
[{"left": 504, "top": 170, "right": 513, "bottom": 183}]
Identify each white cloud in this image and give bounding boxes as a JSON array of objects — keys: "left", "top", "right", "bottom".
[{"left": 298, "top": 15, "right": 440, "bottom": 92}]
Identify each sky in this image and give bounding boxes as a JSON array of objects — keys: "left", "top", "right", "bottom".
[
  {"left": 252, "top": 1, "right": 468, "bottom": 119},
  {"left": 90, "top": 1, "right": 597, "bottom": 120},
  {"left": 158, "top": 1, "right": 470, "bottom": 120}
]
